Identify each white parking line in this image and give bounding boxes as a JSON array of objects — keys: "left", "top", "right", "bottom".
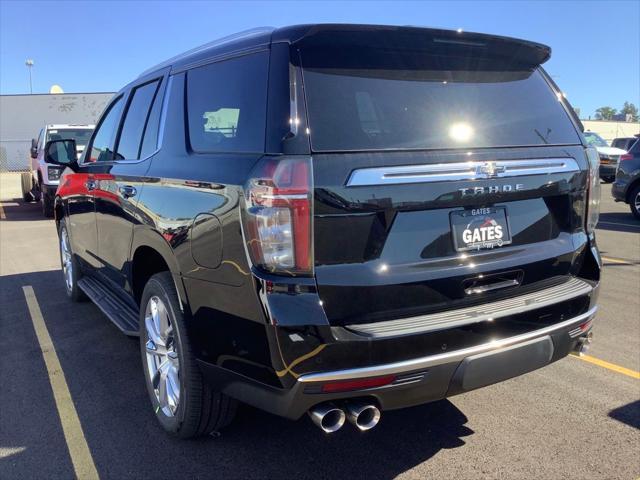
[{"left": 22, "top": 286, "right": 100, "bottom": 480}]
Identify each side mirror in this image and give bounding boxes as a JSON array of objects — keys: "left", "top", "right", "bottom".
[
  {"left": 30, "top": 138, "right": 38, "bottom": 158},
  {"left": 44, "top": 139, "right": 78, "bottom": 169}
]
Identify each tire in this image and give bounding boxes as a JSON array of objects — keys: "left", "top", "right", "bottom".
[
  {"left": 139, "top": 272, "right": 236, "bottom": 438},
  {"left": 629, "top": 185, "right": 640, "bottom": 220},
  {"left": 42, "top": 189, "right": 54, "bottom": 218},
  {"left": 21, "top": 173, "right": 33, "bottom": 202},
  {"left": 602, "top": 176, "right": 614, "bottom": 184},
  {"left": 58, "top": 218, "right": 86, "bottom": 302}
]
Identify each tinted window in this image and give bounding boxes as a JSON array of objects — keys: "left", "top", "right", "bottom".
[
  {"left": 301, "top": 48, "right": 581, "bottom": 151},
  {"left": 46, "top": 128, "right": 93, "bottom": 148},
  {"left": 139, "top": 79, "right": 164, "bottom": 158},
  {"left": 116, "top": 80, "right": 160, "bottom": 160},
  {"left": 89, "top": 96, "right": 124, "bottom": 162},
  {"left": 583, "top": 132, "right": 609, "bottom": 148},
  {"left": 186, "top": 52, "right": 269, "bottom": 153}
]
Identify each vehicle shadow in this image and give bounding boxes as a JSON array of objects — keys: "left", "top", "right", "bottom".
[
  {"left": 596, "top": 212, "right": 640, "bottom": 233},
  {"left": 0, "top": 197, "right": 50, "bottom": 222},
  {"left": 609, "top": 400, "right": 640, "bottom": 430},
  {"left": 0, "top": 269, "right": 473, "bottom": 480}
]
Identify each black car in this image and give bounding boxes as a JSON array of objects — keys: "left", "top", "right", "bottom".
[
  {"left": 47, "top": 25, "right": 600, "bottom": 437},
  {"left": 612, "top": 138, "right": 640, "bottom": 218}
]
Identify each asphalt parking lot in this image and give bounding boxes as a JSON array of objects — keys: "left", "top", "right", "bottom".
[{"left": 0, "top": 178, "right": 638, "bottom": 480}]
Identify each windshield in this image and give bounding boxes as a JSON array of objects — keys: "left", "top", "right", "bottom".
[
  {"left": 583, "top": 132, "right": 609, "bottom": 148},
  {"left": 46, "top": 128, "right": 93, "bottom": 148},
  {"left": 301, "top": 48, "right": 580, "bottom": 152}
]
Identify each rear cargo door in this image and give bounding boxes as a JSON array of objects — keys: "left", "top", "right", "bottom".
[{"left": 299, "top": 36, "right": 587, "bottom": 326}]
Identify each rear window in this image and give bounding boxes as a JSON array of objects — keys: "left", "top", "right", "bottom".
[
  {"left": 46, "top": 128, "right": 93, "bottom": 148},
  {"left": 301, "top": 48, "right": 580, "bottom": 152},
  {"left": 186, "top": 51, "right": 269, "bottom": 153}
]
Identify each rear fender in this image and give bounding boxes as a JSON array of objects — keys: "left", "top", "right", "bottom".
[{"left": 130, "top": 226, "right": 188, "bottom": 311}]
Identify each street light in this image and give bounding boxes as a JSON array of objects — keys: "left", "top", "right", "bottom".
[{"left": 25, "top": 59, "right": 34, "bottom": 94}]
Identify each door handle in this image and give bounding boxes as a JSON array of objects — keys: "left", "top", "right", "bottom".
[
  {"left": 119, "top": 185, "right": 137, "bottom": 198},
  {"left": 85, "top": 179, "right": 96, "bottom": 191}
]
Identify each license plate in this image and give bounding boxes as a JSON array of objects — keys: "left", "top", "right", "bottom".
[{"left": 450, "top": 207, "right": 512, "bottom": 252}]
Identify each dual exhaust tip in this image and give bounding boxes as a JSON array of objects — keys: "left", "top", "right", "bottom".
[
  {"left": 308, "top": 401, "right": 381, "bottom": 433},
  {"left": 574, "top": 330, "right": 594, "bottom": 355}
]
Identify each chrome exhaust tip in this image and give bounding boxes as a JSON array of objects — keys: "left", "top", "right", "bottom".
[
  {"left": 308, "top": 403, "right": 346, "bottom": 433},
  {"left": 345, "top": 401, "right": 381, "bottom": 431},
  {"left": 574, "top": 330, "right": 594, "bottom": 355}
]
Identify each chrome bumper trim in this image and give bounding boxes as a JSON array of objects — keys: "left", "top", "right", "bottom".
[
  {"left": 347, "top": 277, "right": 592, "bottom": 338},
  {"left": 298, "top": 306, "right": 598, "bottom": 383}
]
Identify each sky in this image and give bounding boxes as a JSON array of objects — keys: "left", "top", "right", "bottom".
[{"left": 1, "top": 0, "right": 638, "bottom": 118}]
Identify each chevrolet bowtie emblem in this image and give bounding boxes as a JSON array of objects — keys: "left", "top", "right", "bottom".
[{"left": 476, "top": 162, "right": 506, "bottom": 178}]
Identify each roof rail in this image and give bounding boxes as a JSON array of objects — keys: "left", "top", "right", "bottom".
[{"left": 138, "top": 26, "right": 275, "bottom": 78}]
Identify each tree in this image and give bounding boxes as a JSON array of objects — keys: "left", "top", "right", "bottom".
[
  {"left": 595, "top": 106, "right": 617, "bottom": 120},
  {"left": 620, "top": 102, "right": 639, "bottom": 122}
]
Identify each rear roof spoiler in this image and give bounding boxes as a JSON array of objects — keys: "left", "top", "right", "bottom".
[{"left": 277, "top": 24, "right": 551, "bottom": 67}]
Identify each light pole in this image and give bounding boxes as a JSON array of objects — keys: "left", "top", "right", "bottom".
[{"left": 25, "top": 59, "right": 34, "bottom": 94}]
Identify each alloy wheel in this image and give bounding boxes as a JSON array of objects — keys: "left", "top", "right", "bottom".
[
  {"left": 634, "top": 191, "right": 640, "bottom": 214},
  {"left": 144, "top": 296, "right": 180, "bottom": 417}
]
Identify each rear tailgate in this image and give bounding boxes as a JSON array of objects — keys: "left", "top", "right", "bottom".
[
  {"left": 312, "top": 146, "right": 588, "bottom": 326},
  {"left": 297, "top": 27, "right": 587, "bottom": 327}
]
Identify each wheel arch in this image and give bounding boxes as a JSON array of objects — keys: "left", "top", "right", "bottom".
[
  {"left": 130, "top": 228, "right": 188, "bottom": 310},
  {"left": 625, "top": 176, "right": 640, "bottom": 204},
  {"left": 53, "top": 195, "right": 65, "bottom": 229}
]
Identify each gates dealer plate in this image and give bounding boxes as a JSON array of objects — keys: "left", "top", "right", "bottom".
[{"left": 450, "top": 207, "right": 512, "bottom": 252}]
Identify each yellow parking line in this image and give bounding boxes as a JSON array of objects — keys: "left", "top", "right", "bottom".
[
  {"left": 571, "top": 353, "right": 640, "bottom": 380},
  {"left": 22, "top": 286, "right": 100, "bottom": 480},
  {"left": 601, "top": 256, "right": 632, "bottom": 265}
]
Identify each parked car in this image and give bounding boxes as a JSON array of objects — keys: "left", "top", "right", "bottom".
[
  {"left": 611, "top": 136, "right": 639, "bottom": 152},
  {"left": 24, "top": 124, "right": 94, "bottom": 216},
  {"left": 582, "top": 131, "right": 627, "bottom": 183},
  {"left": 612, "top": 138, "right": 640, "bottom": 219},
  {"left": 47, "top": 25, "right": 600, "bottom": 438}
]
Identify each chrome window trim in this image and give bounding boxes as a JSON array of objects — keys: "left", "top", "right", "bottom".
[
  {"left": 298, "top": 306, "right": 597, "bottom": 383},
  {"left": 345, "top": 157, "right": 581, "bottom": 187}
]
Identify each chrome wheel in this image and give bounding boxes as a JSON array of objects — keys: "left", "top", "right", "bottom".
[
  {"left": 144, "top": 296, "right": 180, "bottom": 417},
  {"left": 60, "top": 228, "right": 73, "bottom": 292},
  {"left": 634, "top": 191, "right": 640, "bottom": 213}
]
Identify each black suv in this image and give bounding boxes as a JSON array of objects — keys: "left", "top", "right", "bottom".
[
  {"left": 612, "top": 138, "right": 640, "bottom": 218},
  {"left": 47, "top": 25, "right": 601, "bottom": 437}
]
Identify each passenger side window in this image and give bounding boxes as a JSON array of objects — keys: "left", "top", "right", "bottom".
[
  {"left": 115, "top": 79, "right": 161, "bottom": 160},
  {"left": 89, "top": 96, "right": 124, "bottom": 162},
  {"left": 186, "top": 51, "right": 269, "bottom": 153}
]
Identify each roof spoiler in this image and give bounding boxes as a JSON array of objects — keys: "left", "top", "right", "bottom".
[{"left": 280, "top": 24, "right": 551, "bottom": 67}]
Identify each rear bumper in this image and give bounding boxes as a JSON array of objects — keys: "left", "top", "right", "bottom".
[{"left": 198, "top": 304, "right": 598, "bottom": 419}]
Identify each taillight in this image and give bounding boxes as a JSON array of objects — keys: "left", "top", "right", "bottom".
[
  {"left": 243, "top": 157, "right": 313, "bottom": 275},
  {"left": 585, "top": 147, "right": 601, "bottom": 233},
  {"left": 619, "top": 153, "right": 632, "bottom": 162}
]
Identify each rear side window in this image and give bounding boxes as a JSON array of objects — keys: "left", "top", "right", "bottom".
[
  {"left": 186, "top": 51, "right": 269, "bottom": 153},
  {"left": 139, "top": 79, "right": 164, "bottom": 158},
  {"left": 301, "top": 48, "right": 581, "bottom": 152},
  {"left": 89, "top": 96, "right": 124, "bottom": 162},
  {"left": 115, "top": 79, "right": 161, "bottom": 160}
]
